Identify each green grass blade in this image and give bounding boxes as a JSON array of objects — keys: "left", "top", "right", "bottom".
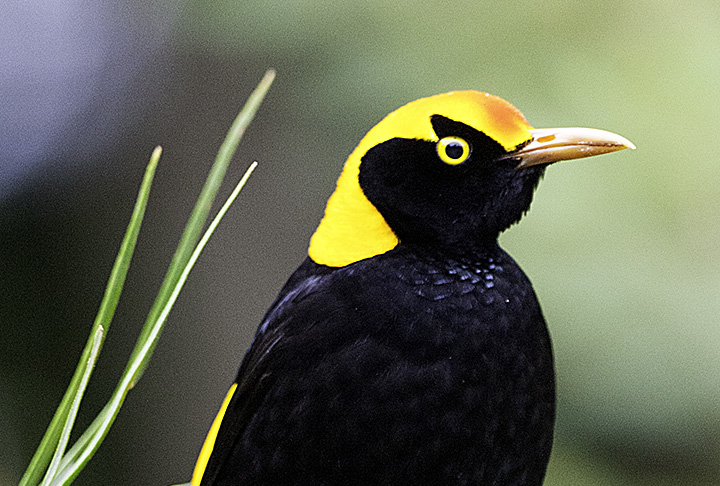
[
  {"left": 19, "top": 147, "right": 161, "bottom": 486},
  {"left": 127, "top": 69, "right": 275, "bottom": 387},
  {"left": 40, "top": 325, "right": 104, "bottom": 486},
  {"left": 50, "top": 163, "right": 259, "bottom": 486},
  {"left": 54, "top": 405, "right": 108, "bottom": 474}
]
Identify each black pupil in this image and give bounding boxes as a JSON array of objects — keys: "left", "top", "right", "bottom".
[{"left": 446, "top": 142, "right": 464, "bottom": 159}]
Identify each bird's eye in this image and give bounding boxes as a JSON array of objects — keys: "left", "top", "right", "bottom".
[{"left": 436, "top": 137, "right": 470, "bottom": 166}]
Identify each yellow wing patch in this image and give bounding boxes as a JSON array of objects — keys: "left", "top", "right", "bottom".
[
  {"left": 191, "top": 383, "right": 238, "bottom": 486},
  {"left": 309, "top": 91, "right": 533, "bottom": 268}
]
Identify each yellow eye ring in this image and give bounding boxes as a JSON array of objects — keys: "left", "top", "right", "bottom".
[{"left": 436, "top": 136, "right": 470, "bottom": 165}]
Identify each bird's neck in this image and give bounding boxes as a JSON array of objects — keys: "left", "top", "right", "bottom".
[{"left": 398, "top": 238, "right": 503, "bottom": 264}]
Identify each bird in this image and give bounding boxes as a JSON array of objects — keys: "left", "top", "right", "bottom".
[{"left": 190, "top": 90, "right": 634, "bottom": 486}]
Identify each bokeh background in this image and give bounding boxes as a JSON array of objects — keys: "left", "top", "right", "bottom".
[{"left": 2, "top": 1, "right": 719, "bottom": 484}]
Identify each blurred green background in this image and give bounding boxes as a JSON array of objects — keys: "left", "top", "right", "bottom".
[{"left": 2, "top": 0, "right": 718, "bottom": 484}]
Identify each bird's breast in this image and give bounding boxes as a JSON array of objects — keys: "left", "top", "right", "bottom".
[
  {"left": 232, "top": 249, "right": 555, "bottom": 484},
  {"left": 354, "top": 248, "right": 544, "bottom": 347}
]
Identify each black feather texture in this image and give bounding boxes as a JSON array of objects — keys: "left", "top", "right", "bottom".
[{"left": 204, "top": 248, "right": 555, "bottom": 486}]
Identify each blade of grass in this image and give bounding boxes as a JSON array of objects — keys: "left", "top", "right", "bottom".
[
  {"left": 128, "top": 69, "right": 275, "bottom": 387},
  {"left": 40, "top": 325, "right": 104, "bottom": 486},
  {"left": 19, "top": 147, "right": 161, "bottom": 486},
  {"left": 50, "top": 162, "right": 259, "bottom": 486},
  {"left": 52, "top": 406, "right": 107, "bottom": 474},
  {"left": 46, "top": 70, "right": 273, "bottom": 485}
]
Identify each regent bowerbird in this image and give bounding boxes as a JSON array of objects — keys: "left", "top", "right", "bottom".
[{"left": 191, "top": 90, "right": 634, "bottom": 485}]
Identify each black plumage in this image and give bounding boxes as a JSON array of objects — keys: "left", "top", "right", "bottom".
[
  {"left": 193, "top": 91, "right": 633, "bottom": 486},
  {"left": 205, "top": 248, "right": 554, "bottom": 486}
]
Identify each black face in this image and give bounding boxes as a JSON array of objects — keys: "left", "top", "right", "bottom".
[{"left": 358, "top": 115, "right": 545, "bottom": 250}]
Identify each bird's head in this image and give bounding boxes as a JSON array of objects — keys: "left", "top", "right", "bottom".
[{"left": 309, "top": 91, "right": 634, "bottom": 267}]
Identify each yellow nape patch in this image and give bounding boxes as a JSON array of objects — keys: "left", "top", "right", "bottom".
[
  {"left": 309, "top": 91, "right": 533, "bottom": 268},
  {"left": 308, "top": 167, "right": 399, "bottom": 267},
  {"left": 192, "top": 383, "right": 238, "bottom": 486}
]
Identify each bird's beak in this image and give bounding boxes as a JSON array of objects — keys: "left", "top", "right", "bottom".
[{"left": 503, "top": 127, "right": 636, "bottom": 169}]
